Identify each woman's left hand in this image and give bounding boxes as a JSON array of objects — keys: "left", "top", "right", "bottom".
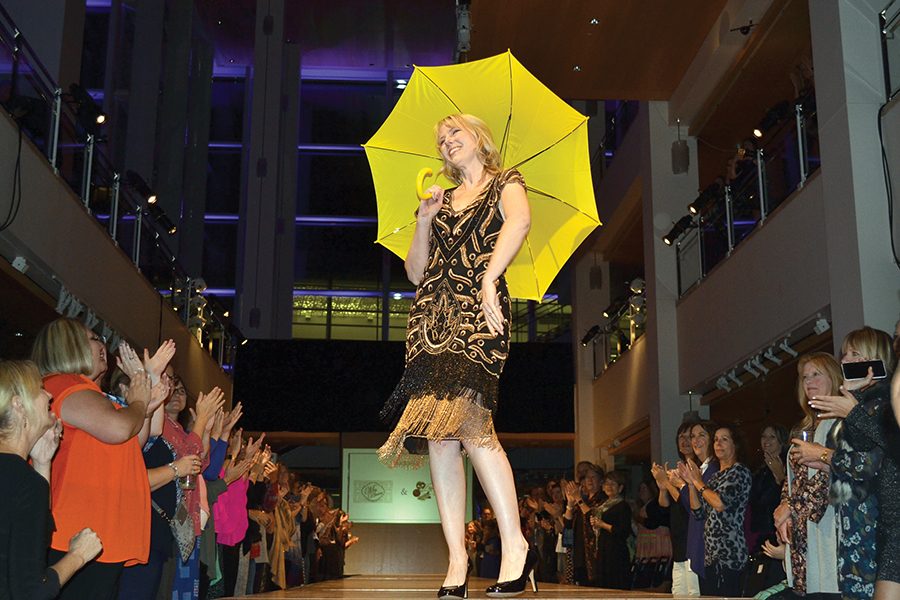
[
  {"left": 29, "top": 416, "right": 62, "bottom": 466},
  {"left": 789, "top": 439, "right": 828, "bottom": 466},
  {"left": 480, "top": 278, "right": 504, "bottom": 336},
  {"left": 808, "top": 387, "right": 858, "bottom": 419}
]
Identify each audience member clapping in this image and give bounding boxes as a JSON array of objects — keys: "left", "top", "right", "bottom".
[{"left": 0, "top": 360, "right": 103, "bottom": 599}]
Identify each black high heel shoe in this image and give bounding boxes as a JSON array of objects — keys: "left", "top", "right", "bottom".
[
  {"left": 485, "top": 548, "right": 539, "bottom": 597},
  {"left": 437, "top": 562, "right": 471, "bottom": 599}
]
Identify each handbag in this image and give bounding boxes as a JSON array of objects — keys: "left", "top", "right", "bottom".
[{"left": 153, "top": 499, "right": 195, "bottom": 562}]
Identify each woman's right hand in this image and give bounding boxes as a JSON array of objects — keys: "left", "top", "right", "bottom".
[
  {"left": 762, "top": 539, "right": 786, "bottom": 560},
  {"left": 773, "top": 501, "right": 792, "bottom": 543},
  {"left": 650, "top": 462, "right": 668, "bottom": 485},
  {"left": 69, "top": 528, "right": 102, "bottom": 564},
  {"left": 417, "top": 185, "right": 444, "bottom": 223},
  {"left": 562, "top": 479, "right": 579, "bottom": 504},
  {"left": 125, "top": 371, "right": 152, "bottom": 410}
]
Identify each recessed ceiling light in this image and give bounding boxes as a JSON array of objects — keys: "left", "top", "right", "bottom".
[
  {"left": 217, "top": 20, "right": 223, "bottom": 25},
  {"left": 590, "top": 18, "right": 599, "bottom": 25},
  {"left": 573, "top": 65, "right": 582, "bottom": 72},
  {"left": 13, "top": 332, "right": 24, "bottom": 337}
]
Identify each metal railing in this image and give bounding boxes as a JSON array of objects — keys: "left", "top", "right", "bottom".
[
  {"left": 0, "top": 6, "right": 239, "bottom": 368},
  {"left": 675, "top": 93, "right": 819, "bottom": 296}
]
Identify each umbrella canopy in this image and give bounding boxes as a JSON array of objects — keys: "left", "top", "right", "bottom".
[{"left": 363, "top": 51, "right": 600, "bottom": 301}]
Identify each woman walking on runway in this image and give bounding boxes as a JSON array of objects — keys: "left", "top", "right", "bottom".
[{"left": 378, "top": 113, "right": 535, "bottom": 599}]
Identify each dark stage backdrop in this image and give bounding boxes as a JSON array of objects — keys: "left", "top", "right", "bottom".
[{"left": 234, "top": 340, "right": 574, "bottom": 433}]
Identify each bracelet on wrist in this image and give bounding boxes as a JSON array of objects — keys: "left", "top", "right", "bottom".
[
  {"left": 698, "top": 486, "right": 707, "bottom": 495},
  {"left": 168, "top": 462, "right": 179, "bottom": 478},
  {"left": 820, "top": 450, "right": 830, "bottom": 463}
]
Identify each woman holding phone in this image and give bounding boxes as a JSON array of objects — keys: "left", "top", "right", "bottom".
[{"left": 804, "top": 327, "right": 897, "bottom": 600}]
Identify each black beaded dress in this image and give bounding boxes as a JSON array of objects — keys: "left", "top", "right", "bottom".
[{"left": 378, "top": 169, "right": 524, "bottom": 467}]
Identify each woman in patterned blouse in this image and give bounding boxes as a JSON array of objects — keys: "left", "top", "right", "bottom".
[{"left": 679, "top": 424, "right": 751, "bottom": 597}]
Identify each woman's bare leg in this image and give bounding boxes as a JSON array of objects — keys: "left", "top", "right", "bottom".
[
  {"left": 463, "top": 441, "right": 529, "bottom": 582},
  {"left": 428, "top": 439, "right": 469, "bottom": 587}
]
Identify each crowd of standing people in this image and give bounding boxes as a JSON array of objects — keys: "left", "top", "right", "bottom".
[{"left": 0, "top": 317, "right": 357, "bottom": 599}]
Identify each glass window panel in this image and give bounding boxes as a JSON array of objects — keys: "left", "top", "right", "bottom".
[
  {"left": 81, "top": 10, "right": 110, "bottom": 90},
  {"left": 294, "top": 225, "right": 381, "bottom": 289},
  {"left": 299, "top": 81, "right": 390, "bottom": 145},
  {"left": 209, "top": 78, "right": 245, "bottom": 142},
  {"left": 202, "top": 222, "right": 238, "bottom": 288},
  {"left": 206, "top": 149, "right": 242, "bottom": 213},
  {"left": 297, "top": 154, "right": 375, "bottom": 216}
]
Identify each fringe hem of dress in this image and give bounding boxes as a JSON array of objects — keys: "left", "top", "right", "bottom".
[{"left": 377, "top": 393, "right": 500, "bottom": 469}]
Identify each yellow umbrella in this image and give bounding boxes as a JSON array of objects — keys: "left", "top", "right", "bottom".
[{"left": 363, "top": 50, "right": 600, "bottom": 301}]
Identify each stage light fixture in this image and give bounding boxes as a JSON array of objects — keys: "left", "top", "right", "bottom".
[
  {"left": 662, "top": 215, "right": 695, "bottom": 246},
  {"left": 147, "top": 202, "right": 177, "bottom": 235},
  {"left": 727, "top": 370, "right": 743, "bottom": 387},
  {"left": 743, "top": 360, "right": 761, "bottom": 378},
  {"left": 763, "top": 346, "right": 782, "bottom": 365},
  {"left": 687, "top": 178, "right": 724, "bottom": 215},
  {"left": 751, "top": 355, "right": 769, "bottom": 375},
  {"left": 716, "top": 376, "right": 732, "bottom": 393},
  {"left": 752, "top": 100, "right": 790, "bottom": 140},
  {"left": 602, "top": 299, "right": 625, "bottom": 319},
  {"left": 68, "top": 83, "right": 107, "bottom": 134},
  {"left": 629, "top": 277, "right": 645, "bottom": 294},
  {"left": 580, "top": 325, "right": 601, "bottom": 347},
  {"left": 778, "top": 338, "right": 798, "bottom": 357},
  {"left": 125, "top": 170, "right": 157, "bottom": 204}
]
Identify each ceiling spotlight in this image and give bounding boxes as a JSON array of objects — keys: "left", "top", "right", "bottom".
[
  {"left": 631, "top": 312, "right": 647, "bottom": 326},
  {"left": 813, "top": 318, "right": 831, "bottom": 335},
  {"left": 573, "top": 65, "right": 582, "bottom": 72},
  {"left": 580, "top": 324, "right": 601, "bottom": 347},
  {"left": 629, "top": 277, "right": 645, "bottom": 294},
  {"left": 778, "top": 338, "right": 798, "bottom": 357},
  {"left": 727, "top": 369, "right": 743, "bottom": 387},
  {"left": 662, "top": 214, "right": 696, "bottom": 246},
  {"left": 628, "top": 295, "right": 645, "bottom": 311},
  {"left": 763, "top": 346, "right": 782, "bottom": 365},
  {"left": 590, "top": 18, "right": 599, "bottom": 25}
]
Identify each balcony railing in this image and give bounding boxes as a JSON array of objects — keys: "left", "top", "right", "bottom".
[
  {"left": 0, "top": 5, "right": 238, "bottom": 367},
  {"left": 674, "top": 93, "right": 819, "bottom": 296}
]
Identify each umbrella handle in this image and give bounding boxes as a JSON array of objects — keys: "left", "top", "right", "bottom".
[{"left": 415, "top": 167, "right": 434, "bottom": 200}]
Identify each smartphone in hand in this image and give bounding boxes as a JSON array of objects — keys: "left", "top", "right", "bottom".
[{"left": 841, "top": 359, "right": 887, "bottom": 381}]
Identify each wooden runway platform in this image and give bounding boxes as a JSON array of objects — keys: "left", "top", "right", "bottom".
[{"left": 226, "top": 574, "right": 713, "bottom": 599}]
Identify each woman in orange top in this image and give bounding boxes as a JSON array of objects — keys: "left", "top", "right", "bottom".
[{"left": 31, "top": 318, "right": 166, "bottom": 599}]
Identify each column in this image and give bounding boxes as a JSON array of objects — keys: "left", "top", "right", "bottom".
[
  {"left": 154, "top": 0, "right": 193, "bottom": 238},
  {"left": 235, "top": 0, "right": 299, "bottom": 339},
  {"left": 639, "top": 101, "right": 705, "bottom": 464},
  {"left": 809, "top": 0, "right": 898, "bottom": 341},
  {"left": 179, "top": 35, "right": 214, "bottom": 275}
]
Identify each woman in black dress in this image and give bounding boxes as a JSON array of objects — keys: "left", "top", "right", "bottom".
[
  {"left": 0, "top": 360, "right": 102, "bottom": 599},
  {"left": 378, "top": 114, "right": 533, "bottom": 599},
  {"left": 591, "top": 471, "right": 633, "bottom": 589}
]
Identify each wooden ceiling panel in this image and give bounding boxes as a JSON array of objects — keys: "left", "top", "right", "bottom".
[{"left": 469, "top": 0, "right": 729, "bottom": 100}]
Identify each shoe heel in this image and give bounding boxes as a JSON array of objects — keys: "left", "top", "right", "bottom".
[{"left": 528, "top": 569, "right": 537, "bottom": 593}]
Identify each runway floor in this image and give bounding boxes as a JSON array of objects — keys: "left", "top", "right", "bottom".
[{"left": 225, "top": 574, "right": 710, "bottom": 599}]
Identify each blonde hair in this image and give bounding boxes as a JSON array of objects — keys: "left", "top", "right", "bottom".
[
  {"left": 0, "top": 360, "right": 44, "bottom": 437},
  {"left": 841, "top": 326, "right": 895, "bottom": 373},
  {"left": 795, "top": 352, "right": 842, "bottom": 434},
  {"left": 434, "top": 114, "right": 503, "bottom": 185},
  {"left": 31, "top": 317, "right": 93, "bottom": 376}
]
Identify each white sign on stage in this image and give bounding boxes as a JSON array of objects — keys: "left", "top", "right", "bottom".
[{"left": 341, "top": 448, "right": 473, "bottom": 524}]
